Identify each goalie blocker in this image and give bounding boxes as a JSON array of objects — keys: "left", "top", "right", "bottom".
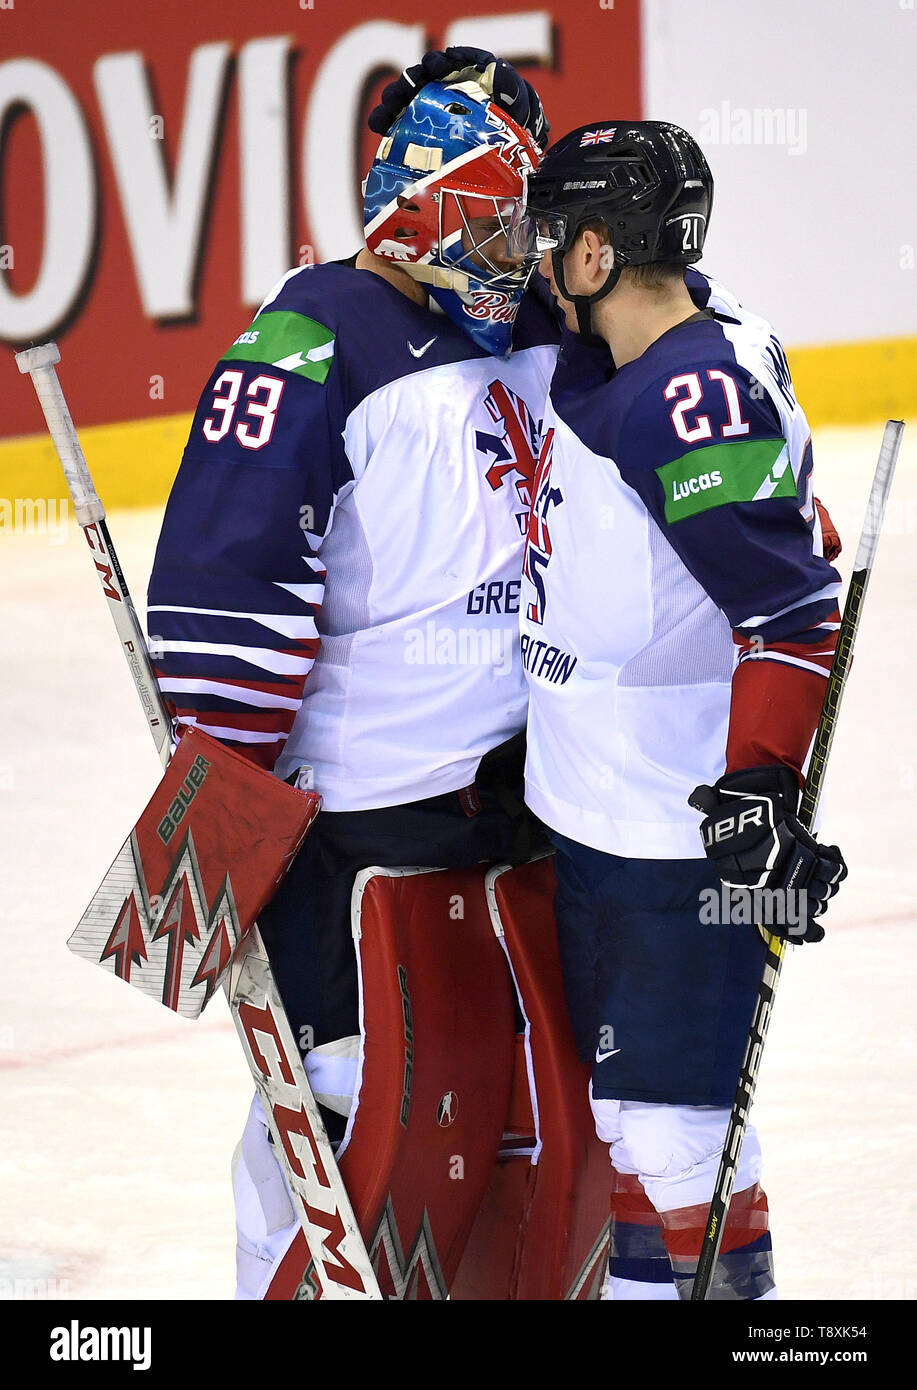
[{"left": 68, "top": 727, "right": 321, "bottom": 1016}]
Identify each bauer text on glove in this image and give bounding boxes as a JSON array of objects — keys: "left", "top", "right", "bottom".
[{"left": 688, "top": 765, "right": 847, "bottom": 943}]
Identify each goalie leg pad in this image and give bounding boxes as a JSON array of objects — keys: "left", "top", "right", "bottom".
[
  {"left": 452, "top": 857, "right": 612, "bottom": 1300},
  {"left": 264, "top": 865, "right": 517, "bottom": 1299},
  {"left": 232, "top": 1032, "right": 367, "bottom": 1301},
  {"left": 232, "top": 1094, "right": 298, "bottom": 1301}
]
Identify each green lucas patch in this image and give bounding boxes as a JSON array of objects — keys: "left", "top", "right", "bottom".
[
  {"left": 656, "top": 437, "right": 793, "bottom": 523},
  {"left": 223, "top": 310, "right": 335, "bottom": 384}
]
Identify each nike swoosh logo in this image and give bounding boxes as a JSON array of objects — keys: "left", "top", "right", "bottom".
[
  {"left": 408, "top": 337, "right": 437, "bottom": 358},
  {"left": 595, "top": 1047, "right": 621, "bottom": 1063}
]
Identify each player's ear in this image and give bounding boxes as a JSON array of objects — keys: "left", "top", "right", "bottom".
[{"left": 581, "top": 228, "right": 612, "bottom": 287}]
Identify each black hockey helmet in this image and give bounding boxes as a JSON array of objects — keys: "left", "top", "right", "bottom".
[{"left": 510, "top": 121, "right": 713, "bottom": 336}]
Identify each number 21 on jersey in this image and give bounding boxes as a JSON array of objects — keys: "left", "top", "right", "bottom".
[{"left": 664, "top": 370, "right": 750, "bottom": 444}]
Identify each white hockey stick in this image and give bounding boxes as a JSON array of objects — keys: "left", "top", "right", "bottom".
[{"left": 16, "top": 342, "right": 381, "bottom": 1301}]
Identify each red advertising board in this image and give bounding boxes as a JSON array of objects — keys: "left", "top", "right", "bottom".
[{"left": 0, "top": 1, "right": 641, "bottom": 440}]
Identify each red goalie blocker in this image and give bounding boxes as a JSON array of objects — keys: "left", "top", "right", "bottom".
[{"left": 68, "top": 727, "right": 321, "bottom": 1018}]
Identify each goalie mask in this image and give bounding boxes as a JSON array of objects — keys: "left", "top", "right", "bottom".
[{"left": 363, "top": 77, "right": 543, "bottom": 357}]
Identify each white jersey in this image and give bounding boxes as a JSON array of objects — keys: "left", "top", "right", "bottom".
[
  {"left": 149, "top": 261, "right": 559, "bottom": 809},
  {"left": 520, "top": 273, "right": 840, "bottom": 858}
]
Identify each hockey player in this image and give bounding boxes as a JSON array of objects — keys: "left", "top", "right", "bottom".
[
  {"left": 511, "top": 122, "right": 848, "bottom": 1299},
  {"left": 146, "top": 51, "right": 559, "bottom": 1298}
]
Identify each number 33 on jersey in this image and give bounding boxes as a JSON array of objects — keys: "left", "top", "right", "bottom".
[{"left": 200, "top": 312, "right": 336, "bottom": 450}]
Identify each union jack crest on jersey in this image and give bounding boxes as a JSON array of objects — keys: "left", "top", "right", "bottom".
[
  {"left": 476, "top": 379, "right": 541, "bottom": 533},
  {"left": 580, "top": 127, "right": 617, "bottom": 147},
  {"left": 522, "top": 427, "right": 560, "bottom": 623}
]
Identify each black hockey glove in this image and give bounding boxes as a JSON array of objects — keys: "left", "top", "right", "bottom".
[
  {"left": 368, "top": 47, "right": 549, "bottom": 146},
  {"left": 689, "top": 765, "right": 847, "bottom": 943}
]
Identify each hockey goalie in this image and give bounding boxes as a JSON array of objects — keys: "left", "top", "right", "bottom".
[{"left": 133, "top": 47, "right": 612, "bottom": 1299}]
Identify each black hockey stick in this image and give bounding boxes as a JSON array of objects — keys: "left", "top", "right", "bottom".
[{"left": 690, "top": 418, "right": 905, "bottom": 1301}]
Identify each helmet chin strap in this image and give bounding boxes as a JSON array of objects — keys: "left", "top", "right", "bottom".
[{"left": 551, "top": 246, "right": 623, "bottom": 346}]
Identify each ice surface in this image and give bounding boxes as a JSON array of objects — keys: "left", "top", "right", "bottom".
[{"left": 1, "top": 424, "right": 914, "bottom": 1300}]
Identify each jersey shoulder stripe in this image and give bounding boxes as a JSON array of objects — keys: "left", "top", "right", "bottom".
[
  {"left": 655, "top": 435, "right": 791, "bottom": 524},
  {"left": 223, "top": 309, "right": 336, "bottom": 385}
]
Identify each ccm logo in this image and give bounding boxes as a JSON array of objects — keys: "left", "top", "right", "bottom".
[
  {"left": 705, "top": 805, "right": 765, "bottom": 844},
  {"left": 237, "top": 996, "right": 371, "bottom": 1296}
]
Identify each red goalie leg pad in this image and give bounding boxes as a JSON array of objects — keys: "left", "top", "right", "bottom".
[
  {"left": 266, "top": 865, "right": 517, "bottom": 1300},
  {"left": 452, "top": 857, "right": 612, "bottom": 1300},
  {"left": 447, "top": 1033, "right": 538, "bottom": 1300}
]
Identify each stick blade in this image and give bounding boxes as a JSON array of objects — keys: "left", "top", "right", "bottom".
[{"left": 853, "top": 418, "right": 905, "bottom": 573}]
